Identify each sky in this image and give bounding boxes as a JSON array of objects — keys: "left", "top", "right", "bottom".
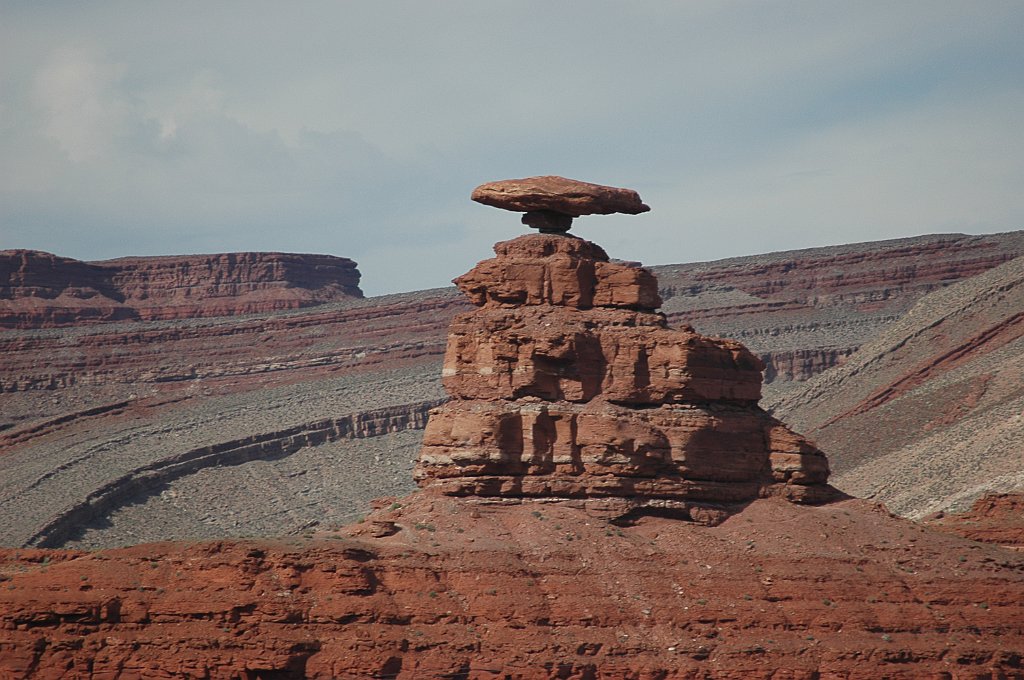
[{"left": 1, "top": 2, "right": 1022, "bottom": 296}]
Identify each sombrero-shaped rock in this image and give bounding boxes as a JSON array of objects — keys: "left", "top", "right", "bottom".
[{"left": 472, "top": 175, "right": 650, "bottom": 233}]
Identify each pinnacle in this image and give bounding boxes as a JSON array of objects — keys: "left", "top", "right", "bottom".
[{"left": 415, "top": 188, "right": 838, "bottom": 512}]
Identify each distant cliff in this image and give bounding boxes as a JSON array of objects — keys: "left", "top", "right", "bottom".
[{"left": 0, "top": 250, "right": 362, "bottom": 328}]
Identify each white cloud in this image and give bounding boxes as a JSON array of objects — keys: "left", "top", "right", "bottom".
[{"left": 31, "top": 47, "right": 127, "bottom": 162}]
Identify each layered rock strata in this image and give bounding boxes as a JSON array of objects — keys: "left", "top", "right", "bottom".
[
  {"left": 415, "top": 234, "right": 836, "bottom": 511},
  {"left": 3, "top": 495, "right": 1024, "bottom": 679},
  {"left": 771, "top": 255, "right": 1024, "bottom": 518},
  {"left": 0, "top": 250, "right": 362, "bottom": 328}
]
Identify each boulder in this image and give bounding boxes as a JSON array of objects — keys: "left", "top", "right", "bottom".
[{"left": 471, "top": 175, "right": 650, "bottom": 218}]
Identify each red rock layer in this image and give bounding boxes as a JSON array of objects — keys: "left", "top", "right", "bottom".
[
  {"left": 926, "top": 493, "right": 1024, "bottom": 550},
  {"left": 415, "top": 234, "right": 835, "bottom": 508},
  {"left": 0, "top": 250, "right": 362, "bottom": 329},
  {"left": 1, "top": 494, "right": 1022, "bottom": 679}
]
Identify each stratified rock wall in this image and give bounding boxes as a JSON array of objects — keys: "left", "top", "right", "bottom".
[
  {"left": 0, "top": 250, "right": 362, "bottom": 328},
  {"left": 415, "top": 234, "right": 835, "bottom": 508}
]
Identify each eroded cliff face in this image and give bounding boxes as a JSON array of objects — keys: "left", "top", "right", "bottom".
[
  {"left": 0, "top": 250, "right": 362, "bottom": 328},
  {"left": 415, "top": 234, "right": 835, "bottom": 512}
]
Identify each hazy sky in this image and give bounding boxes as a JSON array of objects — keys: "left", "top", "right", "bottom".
[{"left": 2, "top": 2, "right": 1022, "bottom": 295}]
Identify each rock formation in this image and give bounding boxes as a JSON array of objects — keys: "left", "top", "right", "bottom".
[
  {"left": 472, "top": 175, "right": 650, "bottom": 233},
  {"left": 417, "top": 192, "right": 836, "bottom": 519},
  {"left": 0, "top": 250, "right": 362, "bottom": 329}
]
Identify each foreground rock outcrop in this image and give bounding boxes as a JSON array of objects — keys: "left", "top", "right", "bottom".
[
  {"left": 2, "top": 494, "right": 1023, "bottom": 679},
  {"left": 416, "top": 232, "right": 836, "bottom": 513},
  {"left": 0, "top": 250, "right": 362, "bottom": 329}
]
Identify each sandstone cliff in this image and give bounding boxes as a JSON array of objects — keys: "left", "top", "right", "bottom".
[{"left": 0, "top": 250, "right": 362, "bottom": 329}]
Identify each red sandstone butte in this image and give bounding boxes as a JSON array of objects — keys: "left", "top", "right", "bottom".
[
  {"left": 415, "top": 233, "right": 836, "bottom": 509},
  {"left": 471, "top": 176, "right": 650, "bottom": 217}
]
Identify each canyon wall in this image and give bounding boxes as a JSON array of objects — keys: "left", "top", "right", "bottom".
[{"left": 0, "top": 250, "right": 362, "bottom": 329}]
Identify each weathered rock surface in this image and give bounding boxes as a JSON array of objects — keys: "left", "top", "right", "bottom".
[
  {"left": 770, "top": 255, "right": 1024, "bottom": 518},
  {"left": 1, "top": 494, "right": 1023, "bottom": 679},
  {"left": 0, "top": 250, "right": 362, "bottom": 328},
  {"left": 471, "top": 175, "right": 650, "bottom": 217},
  {"left": 454, "top": 235, "right": 661, "bottom": 310},
  {"left": 416, "top": 233, "right": 835, "bottom": 508},
  {"left": 926, "top": 493, "right": 1024, "bottom": 550}
]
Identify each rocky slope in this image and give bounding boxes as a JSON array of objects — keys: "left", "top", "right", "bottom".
[
  {"left": 1, "top": 232, "right": 1021, "bottom": 548},
  {"left": 926, "top": 493, "right": 1024, "bottom": 550},
  {"left": 0, "top": 250, "right": 363, "bottom": 329},
  {"left": 654, "top": 230, "right": 1024, "bottom": 391},
  {"left": 2, "top": 494, "right": 1022, "bottom": 679},
  {"left": 1, "top": 226, "right": 1022, "bottom": 679},
  {"left": 770, "top": 255, "right": 1024, "bottom": 518}
]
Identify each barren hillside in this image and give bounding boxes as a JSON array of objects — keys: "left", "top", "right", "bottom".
[{"left": 770, "top": 255, "right": 1024, "bottom": 518}]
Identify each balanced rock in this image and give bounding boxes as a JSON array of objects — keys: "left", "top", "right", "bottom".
[
  {"left": 415, "top": 232, "right": 838, "bottom": 515},
  {"left": 471, "top": 176, "right": 650, "bottom": 233}
]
